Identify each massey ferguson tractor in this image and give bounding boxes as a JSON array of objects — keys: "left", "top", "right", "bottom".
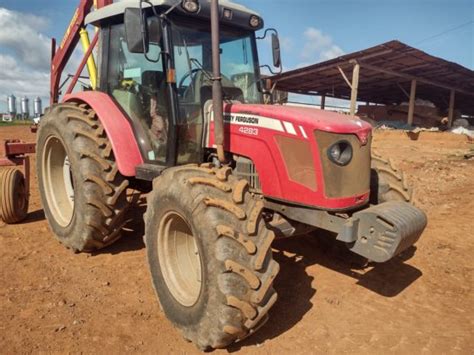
[{"left": 32, "top": 0, "right": 427, "bottom": 350}]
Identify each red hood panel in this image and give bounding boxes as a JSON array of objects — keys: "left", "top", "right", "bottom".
[{"left": 224, "top": 103, "right": 372, "bottom": 143}]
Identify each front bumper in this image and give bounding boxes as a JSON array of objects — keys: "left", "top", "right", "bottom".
[{"left": 265, "top": 200, "right": 427, "bottom": 263}]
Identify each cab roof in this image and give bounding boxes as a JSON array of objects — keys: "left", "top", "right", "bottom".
[{"left": 85, "top": 0, "right": 261, "bottom": 26}]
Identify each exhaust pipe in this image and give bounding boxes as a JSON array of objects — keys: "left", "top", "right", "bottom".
[{"left": 210, "top": 0, "right": 226, "bottom": 163}]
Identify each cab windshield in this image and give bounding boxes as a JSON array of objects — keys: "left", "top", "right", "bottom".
[
  {"left": 169, "top": 16, "right": 262, "bottom": 164},
  {"left": 170, "top": 17, "right": 262, "bottom": 106}
]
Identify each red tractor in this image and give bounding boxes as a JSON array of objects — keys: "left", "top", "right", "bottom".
[{"left": 35, "top": 0, "right": 427, "bottom": 350}]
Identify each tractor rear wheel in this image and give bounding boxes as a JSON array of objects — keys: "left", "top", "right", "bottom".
[
  {"left": 0, "top": 168, "right": 28, "bottom": 223},
  {"left": 36, "top": 103, "right": 130, "bottom": 252},
  {"left": 145, "top": 164, "right": 279, "bottom": 350},
  {"left": 370, "top": 152, "right": 414, "bottom": 204}
]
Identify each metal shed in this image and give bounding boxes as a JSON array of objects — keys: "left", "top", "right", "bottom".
[{"left": 271, "top": 40, "right": 474, "bottom": 126}]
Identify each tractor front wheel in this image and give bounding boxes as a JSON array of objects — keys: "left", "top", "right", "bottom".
[
  {"left": 0, "top": 168, "right": 28, "bottom": 223},
  {"left": 370, "top": 152, "right": 414, "bottom": 204},
  {"left": 145, "top": 164, "right": 279, "bottom": 350}
]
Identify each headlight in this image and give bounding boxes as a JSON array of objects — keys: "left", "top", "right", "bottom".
[
  {"left": 327, "top": 140, "right": 353, "bottom": 166},
  {"left": 182, "top": 0, "right": 199, "bottom": 13},
  {"left": 249, "top": 15, "right": 261, "bottom": 28}
]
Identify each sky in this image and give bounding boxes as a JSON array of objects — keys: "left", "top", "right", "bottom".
[{"left": 0, "top": 0, "right": 472, "bottom": 113}]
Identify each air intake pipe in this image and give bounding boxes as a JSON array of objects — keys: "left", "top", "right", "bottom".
[{"left": 210, "top": 0, "right": 226, "bottom": 163}]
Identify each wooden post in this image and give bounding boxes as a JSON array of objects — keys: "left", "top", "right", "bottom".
[
  {"left": 350, "top": 63, "right": 360, "bottom": 116},
  {"left": 321, "top": 94, "right": 326, "bottom": 110},
  {"left": 448, "top": 90, "right": 455, "bottom": 128},
  {"left": 407, "top": 79, "right": 417, "bottom": 126}
]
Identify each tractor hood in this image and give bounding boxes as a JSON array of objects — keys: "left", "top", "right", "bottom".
[{"left": 224, "top": 103, "right": 372, "bottom": 144}]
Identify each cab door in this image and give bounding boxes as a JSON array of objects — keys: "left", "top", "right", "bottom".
[{"left": 103, "top": 22, "right": 169, "bottom": 164}]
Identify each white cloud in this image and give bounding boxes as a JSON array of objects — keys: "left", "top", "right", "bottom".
[
  {"left": 0, "top": 8, "right": 89, "bottom": 114},
  {"left": 0, "top": 8, "right": 51, "bottom": 72},
  {"left": 0, "top": 54, "right": 49, "bottom": 97},
  {"left": 0, "top": 8, "right": 52, "bottom": 113},
  {"left": 300, "top": 27, "right": 344, "bottom": 63}
]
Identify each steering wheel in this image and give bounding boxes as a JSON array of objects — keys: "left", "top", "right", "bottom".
[{"left": 178, "top": 68, "right": 203, "bottom": 91}]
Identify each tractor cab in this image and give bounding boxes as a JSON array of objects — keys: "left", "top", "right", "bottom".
[{"left": 85, "top": 0, "right": 274, "bottom": 166}]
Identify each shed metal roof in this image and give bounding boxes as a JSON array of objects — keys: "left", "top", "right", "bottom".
[{"left": 271, "top": 40, "right": 474, "bottom": 115}]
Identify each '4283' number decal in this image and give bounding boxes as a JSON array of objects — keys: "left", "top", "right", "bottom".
[{"left": 238, "top": 126, "right": 259, "bottom": 136}]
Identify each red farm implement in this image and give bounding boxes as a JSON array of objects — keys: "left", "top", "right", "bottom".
[{"left": 0, "top": 139, "right": 35, "bottom": 223}]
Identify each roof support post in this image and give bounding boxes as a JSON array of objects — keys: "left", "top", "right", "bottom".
[
  {"left": 448, "top": 89, "right": 456, "bottom": 128},
  {"left": 407, "top": 79, "right": 417, "bottom": 126},
  {"left": 350, "top": 63, "right": 360, "bottom": 116},
  {"left": 320, "top": 94, "right": 326, "bottom": 110}
]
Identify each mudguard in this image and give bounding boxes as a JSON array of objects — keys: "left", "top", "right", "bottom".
[{"left": 64, "top": 91, "right": 143, "bottom": 177}]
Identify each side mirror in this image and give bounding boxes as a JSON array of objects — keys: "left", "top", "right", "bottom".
[
  {"left": 272, "top": 33, "right": 281, "bottom": 68},
  {"left": 124, "top": 8, "right": 148, "bottom": 53},
  {"left": 257, "top": 28, "right": 283, "bottom": 74}
]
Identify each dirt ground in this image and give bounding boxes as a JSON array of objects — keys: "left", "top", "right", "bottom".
[{"left": 1, "top": 126, "right": 473, "bottom": 354}]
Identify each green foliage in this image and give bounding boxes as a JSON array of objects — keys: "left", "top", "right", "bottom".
[{"left": 0, "top": 120, "right": 33, "bottom": 127}]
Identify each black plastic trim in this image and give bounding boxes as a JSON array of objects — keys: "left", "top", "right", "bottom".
[{"left": 135, "top": 163, "right": 167, "bottom": 181}]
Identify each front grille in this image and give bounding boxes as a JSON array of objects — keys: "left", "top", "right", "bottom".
[
  {"left": 314, "top": 130, "right": 371, "bottom": 198},
  {"left": 234, "top": 156, "right": 261, "bottom": 192}
]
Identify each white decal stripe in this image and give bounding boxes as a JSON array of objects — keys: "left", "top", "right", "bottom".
[
  {"left": 283, "top": 121, "right": 297, "bottom": 135},
  {"left": 299, "top": 125, "right": 308, "bottom": 139},
  {"left": 223, "top": 113, "right": 284, "bottom": 132}
]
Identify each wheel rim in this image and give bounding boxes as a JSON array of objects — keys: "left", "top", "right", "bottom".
[
  {"left": 42, "top": 136, "right": 75, "bottom": 227},
  {"left": 158, "top": 211, "right": 202, "bottom": 307}
]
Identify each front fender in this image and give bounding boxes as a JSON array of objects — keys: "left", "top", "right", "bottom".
[{"left": 63, "top": 92, "right": 143, "bottom": 177}]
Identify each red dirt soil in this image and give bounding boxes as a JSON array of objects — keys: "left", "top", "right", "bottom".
[{"left": 1, "top": 126, "right": 473, "bottom": 354}]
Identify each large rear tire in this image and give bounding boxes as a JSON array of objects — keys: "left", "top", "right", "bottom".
[
  {"left": 370, "top": 152, "right": 414, "bottom": 204},
  {"left": 0, "top": 168, "right": 28, "bottom": 223},
  {"left": 145, "top": 164, "right": 279, "bottom": 350},
  {"left": 36, "top": 103, "right": 130, "bottom": 252}
]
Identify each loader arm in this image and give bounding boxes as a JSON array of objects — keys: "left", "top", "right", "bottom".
[{"left": 50, "top": 0, "right": 112, "bottom": 105}]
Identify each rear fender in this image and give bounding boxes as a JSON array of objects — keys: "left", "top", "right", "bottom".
[{"left": 63, "top": 91, "right": 143, "bottom": 177}]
